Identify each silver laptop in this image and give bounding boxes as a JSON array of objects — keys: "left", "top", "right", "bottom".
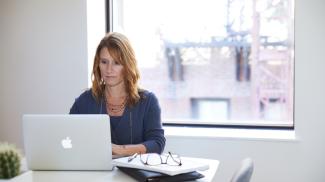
[{"left": 23, "top": 114, "right": 113, "bottom": 171}]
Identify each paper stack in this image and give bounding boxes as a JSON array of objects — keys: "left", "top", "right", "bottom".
[{"left": 112, "top": 153, "right": 209, "bottom": 176}]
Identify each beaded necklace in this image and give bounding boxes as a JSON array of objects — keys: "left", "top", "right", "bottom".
[{"left": 105, "top": 93, "right": 127, "bottom": 115}]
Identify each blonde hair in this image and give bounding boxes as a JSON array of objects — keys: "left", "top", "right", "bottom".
[{"left": 91, "top": 32, "right": 141, "bottom": 106}]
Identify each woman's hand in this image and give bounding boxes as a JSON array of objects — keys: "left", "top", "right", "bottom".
[
  {"left": 112, "top": 143, "right": 147, "bottom": 156},
  {"left": 112, "top": 144, "right": 126, "bottom": 155}
]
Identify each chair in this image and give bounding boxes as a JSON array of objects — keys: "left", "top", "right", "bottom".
[{"left": 230, "top": 158, "right": 254, "bottom": 182}]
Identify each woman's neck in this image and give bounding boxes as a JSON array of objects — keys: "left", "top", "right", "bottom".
[{"left": 105, "top": 84, "right": 127, "bottom": 98}]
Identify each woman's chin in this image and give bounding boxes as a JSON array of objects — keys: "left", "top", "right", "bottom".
[{"left": 105, "top": 80, "right": 124, "bottom": 87}]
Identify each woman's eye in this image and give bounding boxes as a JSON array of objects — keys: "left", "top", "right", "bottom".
[{"left": 100, "top": 60, "right": 107, "bottom": 64}]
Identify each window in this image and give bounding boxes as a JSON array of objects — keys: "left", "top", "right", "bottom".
[{"left": 107, "top": 0, "right": 294, "bottom": 128}]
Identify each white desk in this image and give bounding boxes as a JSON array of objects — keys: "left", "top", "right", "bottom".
[{"left": 6, "top": 158, "right": 219, "bottom": 182}]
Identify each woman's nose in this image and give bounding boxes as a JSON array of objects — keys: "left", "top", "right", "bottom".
[{"left": 106, "top": 62, "right": 113, "bottom": 72}]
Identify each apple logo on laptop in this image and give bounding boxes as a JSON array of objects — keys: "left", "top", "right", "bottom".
[{"left": 61, "top": 137, "right": 72, "bottom": 149}]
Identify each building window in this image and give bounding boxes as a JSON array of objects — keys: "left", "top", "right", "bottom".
[
  {"left": 108, "top": 0, "right": 294, "bottom": 128},
  {"left": 191, "top": 98, "right": 230, "bottom": 121}
]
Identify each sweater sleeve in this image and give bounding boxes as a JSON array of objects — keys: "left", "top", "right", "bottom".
[
  {"left": 142, "top": 93, "right": 166, "bottom": 154},
  {"left": 69, "top": 98, "right": 80, "bottom": 114}
]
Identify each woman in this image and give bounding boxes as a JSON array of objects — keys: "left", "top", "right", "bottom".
[{"left": 70, "top": 32, "right": 165, "bottom": 156}]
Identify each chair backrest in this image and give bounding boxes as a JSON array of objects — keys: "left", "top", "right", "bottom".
[{"left": 230, "top": 158, "right": 254, "bottom": 182}]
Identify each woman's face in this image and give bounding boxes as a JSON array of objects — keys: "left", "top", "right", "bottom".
[{"left": 99, "top": 47, "right": 124, "bottom": 87}]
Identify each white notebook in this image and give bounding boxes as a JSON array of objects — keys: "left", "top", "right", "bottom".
[{"left": 112, "top": 153, "right": 209, "bottom": 176}]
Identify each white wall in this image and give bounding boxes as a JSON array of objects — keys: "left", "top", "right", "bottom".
[
  {"left": 0, "top": 0, "right": 88, "bottom": 147},
  {"left": 1, "top": 0, "right": 325, "bottom": 182}
]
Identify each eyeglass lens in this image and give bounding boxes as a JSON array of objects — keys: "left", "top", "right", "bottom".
[{"left": 140, "top": 152, "right": 182, "bottom": 166}]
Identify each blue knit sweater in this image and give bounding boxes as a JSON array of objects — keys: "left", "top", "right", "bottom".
[{"left": 69, "top": 89, "right": 165, "bottom": 154}]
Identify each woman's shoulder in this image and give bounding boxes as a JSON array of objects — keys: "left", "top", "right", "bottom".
[
  {"left": 138, "top": 89, "right": 159, "bottom": 107},
  {"left": 139, "top": 89, "right": 156, "bottom": 99},
  {"left": 70, "top": 88, "right": 99, "bottom": 114},
  {"left": 79, "top": 88, "right": 93, "bottom": 97},
  {"left": 75, "top": 88, "right": 96, "bottom": 102}
]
